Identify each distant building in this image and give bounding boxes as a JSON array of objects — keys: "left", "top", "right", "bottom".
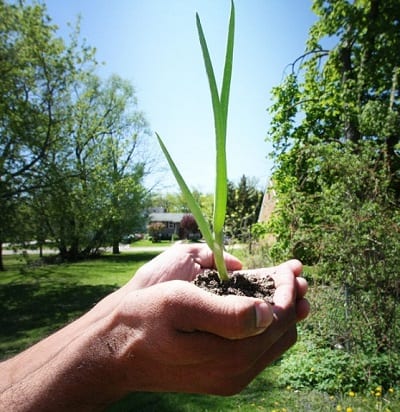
[
  {"left": 258, "top": 181, "right": 276, "bottom": 223},
  {"left": 148, "top": 212, "right": 187, "bottom": 239}
]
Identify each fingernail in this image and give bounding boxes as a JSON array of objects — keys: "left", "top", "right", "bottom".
[{"left": 255, "top": 301, "right": 273, "bottom": 329}]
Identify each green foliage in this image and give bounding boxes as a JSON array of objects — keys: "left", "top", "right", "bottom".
[
  {"left": 231, "top": 238, "right": 273, "bottom": 270},
  {"left": 147, "top": 222, "right": 166, "bottom": 243},
  {"left": 250, "top": 222, "right": 268, "bottom": 240},
  {"left": 268, "top": 140, "right": 400, "bottom": 369},
  {"left": 0, "top": 0, "right": 74, "bottom": 255},
  {"left": 281, "top": 278, "right": 400, "bottom": 393},
  {"left": 225, "top": 175, "right": 263, "bottom": 242},
  {"left": 267, "top": 0, "right": 400, "bottom": 394},
  {"left": 279, "top": 343, "right": 400, "bottom": 394},
  {"left": 0, "top": 1, "right": 152, "bottom": 264},
  {"left": 156, "top": 2, "right": 235, "bottom": 281},
  {"left": 150, "top": 191, "right": 213, "bottom": 215}
]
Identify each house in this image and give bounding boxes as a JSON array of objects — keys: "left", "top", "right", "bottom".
[
  {"left": 258, "top": 181, "right": 276, "bottom": 223},
  {"left": 148, "top": 212, "right": 187, "bottom": 240}
]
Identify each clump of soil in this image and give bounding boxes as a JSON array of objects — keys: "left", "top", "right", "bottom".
[{"left": 193, "top": 270, "right": 276, "bottom": 304}]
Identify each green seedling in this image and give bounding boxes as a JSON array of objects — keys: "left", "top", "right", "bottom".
[{"left": 156, "top": 1, "right": 235, "bottom": 282}]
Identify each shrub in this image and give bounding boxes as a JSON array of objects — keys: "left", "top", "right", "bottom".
[
  {"left": 278, "top": 279, "right": 400, "bottom": 394},
  {"left": 147, "top": 222, "right": 165, "bottom": 242},
  {"left": 278, "top": 343, "right": 400, "bottom": 394},
  {"left": 179, "top": 214, "right": 200, "bottom": 240}
]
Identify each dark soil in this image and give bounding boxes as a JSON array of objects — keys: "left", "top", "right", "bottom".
[{"left": 193, "top": 270, "right": 276, "bottom": 304}]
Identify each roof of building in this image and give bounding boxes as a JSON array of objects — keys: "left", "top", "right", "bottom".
[
  {"left": 149, "top": 212, "right": 188, "bottom": 223},
  {"left": 258, "top": 181, "right": 276, "bottom": 222}
]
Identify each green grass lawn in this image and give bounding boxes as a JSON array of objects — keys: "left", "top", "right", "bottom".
[
  {"left": 0, "top": 251, "right": 159, "bottom": 358},
  {"left": 129, "top": 238, "right": 175, "bottom": 247},
  {"left": 1, "top": 250, "right": 398, "bottom": 411}
]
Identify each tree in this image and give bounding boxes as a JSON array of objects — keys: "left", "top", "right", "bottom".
[
  {"left": 0, "top": 0, "right": 78, "bottom": 269},
  {"left": 0, "top": 0, "right": 152, "bottom": 266},
  {"left": 225, "top": 175, "right": 263, "bottom": 241},
  {"left": 147, "top": 222, "right": 165, "bottom": 243},
  {"left": 267, "top": 0, "right": 400, "bottom": 358},
  {"left": 39, "top": 73, "right": 151, "bottom": 259},
  {"left": 179, "top": 214, "right": 200, "bottom": 240},
  {"left": 150, "top": 190, "right": 212, "bottom": 214}
]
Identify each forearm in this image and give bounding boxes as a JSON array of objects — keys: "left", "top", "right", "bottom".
[
  {"left": 0, "top": 287, "right": 127, "bottom": 392},
  {"left": 0, "top": 296, "right": 126, "bottom": 411}
]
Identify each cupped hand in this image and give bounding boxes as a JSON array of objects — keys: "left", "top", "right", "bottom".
[
  {"left": 103, "top": 253, "right": 309, "bottom": 397},
  {"left": 124, "top": 242, "right": 243, "bottom": 290},
  {"left": 125, "top": 243, "right": 309, "bottom": 323}
]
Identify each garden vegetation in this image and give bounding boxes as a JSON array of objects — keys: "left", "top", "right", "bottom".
[
  {"left": 262, "top": 0, "right": 400, "bottom": 397},
  {"left": 1, "top": 0, "right": 399, "bottom": 410}
]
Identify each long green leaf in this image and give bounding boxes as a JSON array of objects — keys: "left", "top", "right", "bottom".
[
  {"left": 155, "top": 133, "right": 214, "bottom": 248},
  {"left": 196, "top": 13, "right": 223, "bottom": 143},
  {"left": 216, "top": 2, "right": 234, "bottom": 234},
  {"left": 196, "top": 6, "right": 234, "bottom": 235},
  {"left": 156, "top": 3, "right": 235, "bottom": 282},
  {"left": 220, "top": 0, "right": 235, "bottom": 130}
]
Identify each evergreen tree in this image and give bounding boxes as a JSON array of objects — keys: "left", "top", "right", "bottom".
[{"left": 225, "top": 175, "right": 263, "bottom": 241}]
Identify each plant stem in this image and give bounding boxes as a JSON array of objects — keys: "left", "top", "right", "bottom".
[{"left": 213, "top": 231, "right": 229, "bottom": 281}]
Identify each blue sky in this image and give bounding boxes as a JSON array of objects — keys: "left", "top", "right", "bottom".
[{"left": 43, "top": 0, "right": 316, "bottom": 193}]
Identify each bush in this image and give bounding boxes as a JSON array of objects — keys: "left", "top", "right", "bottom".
[
  {"left": 147, "top": 222, "right": 165, "bottom": 242},
  {"left": 179, "top": 214, "right": 200, "bottom": 240},
  {"left": 278, "top": 278, "right": 400, "bottom": 394},
  {"left": 278, "top": 343, "right": 400, "bottom": 394}
]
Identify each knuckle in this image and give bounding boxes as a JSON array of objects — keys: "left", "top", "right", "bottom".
[{"left": 223, "top": 296, "right": 256, "bottom": 336}]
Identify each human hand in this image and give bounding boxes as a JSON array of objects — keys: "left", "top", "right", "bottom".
[
  {"left": 124, "top": 242, "right": 243, "bottom": 290},
  {"left": 100, "top": 255, "right": 309, "bottom": 398},
  {"left": 122, "top": 243, "right": 308, "bottom": 325},
  {"left": 0, "top": 245, "right": 309, "bottom": 411}
]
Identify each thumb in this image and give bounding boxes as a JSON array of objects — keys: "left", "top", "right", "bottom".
[{"left": 167, "top": 281, "right": 274, "bottom": 340}]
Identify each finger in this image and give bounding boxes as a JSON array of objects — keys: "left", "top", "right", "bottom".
[
  {"left": 170, "top": 292, "right": 302, "bottom": 389},
  {"left": 189, "top": 244, "right": 243, "bottom": 271},
  {"left": 193, "top": 319, "right": 300, "bottom": 395},
  {"left": 169, "top": 275, "right": 299, "bottom": 368},
  {"left": 165, "top": 281, "right": 273, "bottom": 339},
  {"left": 296, "top": 276, "right": 308, "bottom": 299},
  {"left": 224, "top": 251, "right": 243, "bottom": 271},
  {"left": 271, "top": 273, "right": 296, "bottom": 310},
  {"left": 234, "top": 260, "right": 301, "bottom": 288},
  {"left": 296, "top": 298, "right": 310, "bottom": 321},
  {"left": 233, "top": 262, "right": 299, "bottom": 310},
  {"left": 284, "top": 259, "right": 303, "bottom": 276}
]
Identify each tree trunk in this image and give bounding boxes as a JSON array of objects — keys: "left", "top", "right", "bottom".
[
  {"left": 112, "top": 239, "right": 120, "bottom": 254},
  {"left": 0, "top": 242, "right": 4, "bottom": 272}
]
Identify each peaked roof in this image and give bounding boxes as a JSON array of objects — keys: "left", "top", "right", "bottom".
[{"left": 258, "top": 181, "right": 276, "bottom": 222}]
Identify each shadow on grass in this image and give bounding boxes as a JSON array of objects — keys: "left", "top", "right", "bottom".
[
  {"left": 0, "top": 251, "right": 161, "bottom": 360},
  {"left": 34, "top": 250, "right": 161, "bottom": 266},
  {"left": 107, "top": 393, "right": 180, "bottom": 412},
  {"left": 106, "top": 371, "right": 279, "bottom": 411},
  {"left": 0, "top": 280, "right": 117, "bottom": 359},
  {"left": 97, "top": 251, "right": 160, "bottom": 264},
  {"left": 107, "top": 392, "right": 226, "bottom": 412}
]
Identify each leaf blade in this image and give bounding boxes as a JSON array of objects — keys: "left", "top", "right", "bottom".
[{"left": 155, "top": 133, "right": 214, "bottom": 248}]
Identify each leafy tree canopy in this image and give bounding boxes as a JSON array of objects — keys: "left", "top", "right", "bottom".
[
  {"left": 267, "top": 0, "right": 400, "bottom": 356},
  {"left": 0, "top": 0, "right": 153, "bottom": 266}
]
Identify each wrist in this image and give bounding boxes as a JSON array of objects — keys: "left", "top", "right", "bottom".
[
  {"left": 0, "top": 309, "right": 128, "bottom": 411},
  {"left": 53, "top": 310, "right": 131, "bottom": 409}
]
